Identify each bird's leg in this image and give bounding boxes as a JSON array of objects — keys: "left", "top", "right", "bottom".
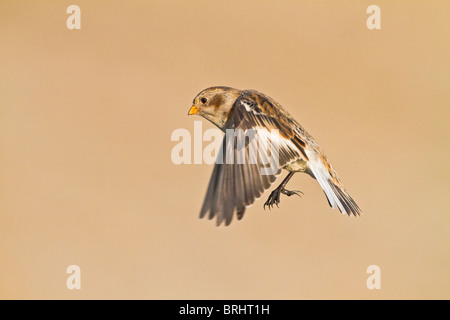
[{"left": 264, "top": 172, "right": 302, "bottom": 209}]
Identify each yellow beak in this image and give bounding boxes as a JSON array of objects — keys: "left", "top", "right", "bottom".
[{"left": 188, "top": 105, "right": 198, "bottom": 115}]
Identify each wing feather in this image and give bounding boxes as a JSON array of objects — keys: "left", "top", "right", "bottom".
[{"left": 199, "top": 92, "right": 307, "bottom": 226}]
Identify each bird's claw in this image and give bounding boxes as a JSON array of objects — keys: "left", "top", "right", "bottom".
[{"left": 264, "top": 189, "right": 281, "bottom": 210}]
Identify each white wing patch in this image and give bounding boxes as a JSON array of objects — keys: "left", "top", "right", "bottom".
[
  {"left": 240, "top": 100, "right": 253, "bottom": 112},
  {"left": 239, "top": 99, "right": 264, "bottom": 115},
  {"left": 254, "top": 128, "right": 304, "bottom": 174}
]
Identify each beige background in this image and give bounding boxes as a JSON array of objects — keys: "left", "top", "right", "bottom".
[{"left": 0, "top": 0, "right": 449, "bottom": 299}]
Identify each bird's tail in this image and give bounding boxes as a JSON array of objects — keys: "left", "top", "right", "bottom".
[{"left": 306, "top": 152, "right": 361, "bottom": 216}]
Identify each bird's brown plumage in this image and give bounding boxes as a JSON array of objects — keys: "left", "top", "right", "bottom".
[{"left": 188, "top": 87, "right": 361, "bottom": 226}]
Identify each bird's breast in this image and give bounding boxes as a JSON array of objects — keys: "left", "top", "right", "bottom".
[{"left": 283, "top": 159, "right": 308, "bottom": 173}]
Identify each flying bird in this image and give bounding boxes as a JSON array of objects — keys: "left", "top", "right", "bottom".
[{"left": 188, "top": 86, "right": 361, "bottom": 226}]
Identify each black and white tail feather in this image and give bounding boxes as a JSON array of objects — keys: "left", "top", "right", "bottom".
[{"left": 306, "top": 150, "right": 361, "bottom": 216}]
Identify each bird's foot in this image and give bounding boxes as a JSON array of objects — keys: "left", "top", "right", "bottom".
[
  {"left": 264, "top": 188, "right": 302, "bottom": 210},
  {"left": 264, "top": 189, "right": 281, "bottom": 210}
]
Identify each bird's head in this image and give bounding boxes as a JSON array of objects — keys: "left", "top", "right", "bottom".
[{"left": 188, "top": 86, "right": 241, "bottom": 129}]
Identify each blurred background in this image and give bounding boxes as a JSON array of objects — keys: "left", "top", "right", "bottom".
[{"left": 0, "top": 0, "right": 449, "bottom": 299}]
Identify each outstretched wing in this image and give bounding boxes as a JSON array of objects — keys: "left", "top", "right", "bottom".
[
  {"left": 199, "top": 91, "right": 309, "bottom": 226},
  {"left": 241, "top": 91, "right": 362, "bottom": 216}
]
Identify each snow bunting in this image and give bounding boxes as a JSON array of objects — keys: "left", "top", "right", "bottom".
[{"left": 188, "top": 86, "right": 361, "bottom": 226}]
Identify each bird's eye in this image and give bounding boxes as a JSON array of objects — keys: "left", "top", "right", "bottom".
[{"left": 201, "top": 97, "right": 207, "bottom": 104}]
